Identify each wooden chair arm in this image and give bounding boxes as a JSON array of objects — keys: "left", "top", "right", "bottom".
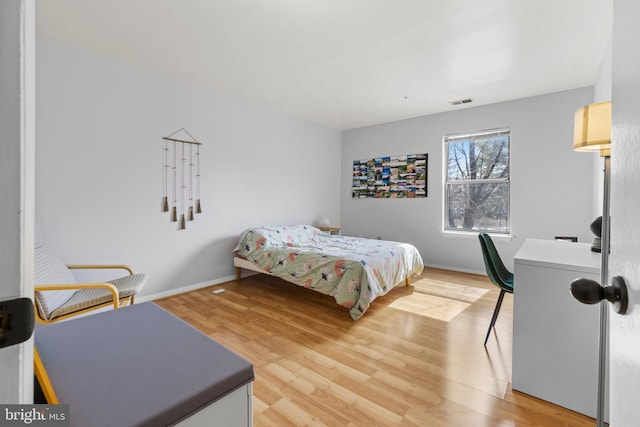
[
  {"left": 35, "top": 283, "right": 121, "bottom": 309},
  {"left": 65, "top": 264, "right": 134, "bottom": 275}
]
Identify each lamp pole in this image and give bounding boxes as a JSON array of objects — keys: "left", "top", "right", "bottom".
[{"left": 596, "top": 155, "right": 611, "bottom": 427}]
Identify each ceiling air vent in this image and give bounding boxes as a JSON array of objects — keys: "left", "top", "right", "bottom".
[{"left": 449, "top": 98, "right": 473, "bottom": 106}]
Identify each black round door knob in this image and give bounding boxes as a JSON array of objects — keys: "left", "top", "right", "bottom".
[{"left": 570, "top": 276, "right": 629, "bottom": 314}]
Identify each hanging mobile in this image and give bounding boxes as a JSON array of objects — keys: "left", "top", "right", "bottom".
[{"left": 162, "top": 128, "right": 203, "bottom": 229}]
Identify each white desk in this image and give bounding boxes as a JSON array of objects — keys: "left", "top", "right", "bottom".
[{"left": 513, "top": 239, "right": 606, "bottom": 420}]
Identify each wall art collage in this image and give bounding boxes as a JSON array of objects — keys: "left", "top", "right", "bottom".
[{"left": 352, "top": 153, "right": 427, "bottom": 198}]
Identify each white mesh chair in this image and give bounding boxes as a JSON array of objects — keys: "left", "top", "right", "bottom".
[{"left": 34, "top": 228, "right": 147, "bottom": 324}]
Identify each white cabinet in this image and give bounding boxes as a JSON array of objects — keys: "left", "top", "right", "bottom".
[
  {"left": 176, "top": 383, "right": 253, "bottom": 427},
  {"left": 513, "top": 239, "right": 606, "bottom": 420}
]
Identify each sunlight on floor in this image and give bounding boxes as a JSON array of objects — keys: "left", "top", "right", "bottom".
[
  {"left": 389, "top": 279, "right": 489, "bottom": 321},
  {"left": 413, "top": 279, "right": 490, "bottom": 302}
]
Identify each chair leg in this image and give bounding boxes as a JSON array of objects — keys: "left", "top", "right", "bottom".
[
  {"left": 34, "top": 347, "right": 59, "bottom": 404},
  {"left": 484, "top": 289, "right": 506, "bottom": 346}
]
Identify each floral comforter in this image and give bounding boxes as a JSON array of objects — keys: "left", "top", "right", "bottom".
[{"left": 232, "top": 225, "right": 424, "bottom": 320}]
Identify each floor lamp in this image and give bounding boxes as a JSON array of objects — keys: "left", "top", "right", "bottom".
[{"left": 572, "top": 101, "right": 611, "bottom": 427}]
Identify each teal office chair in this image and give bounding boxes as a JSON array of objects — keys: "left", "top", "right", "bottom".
[{"left": 478, "top": 233, "right": 514, "bottom": 346}]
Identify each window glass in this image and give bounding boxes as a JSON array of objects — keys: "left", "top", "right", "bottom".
[{"left": 444, "top": 129, "right": 510, "bottom": 233}]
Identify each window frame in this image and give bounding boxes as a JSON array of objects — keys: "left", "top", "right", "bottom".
[{"left": 443, "top": 128, "right": 511, "bottom": 235}]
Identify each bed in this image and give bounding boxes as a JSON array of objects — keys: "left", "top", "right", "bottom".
[{"left": 232, "top": 225, "right": 424, "bottom": 320}]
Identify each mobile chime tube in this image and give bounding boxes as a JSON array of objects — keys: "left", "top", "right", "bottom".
[
  {"left": 179, "top": 142, "right": 186, "bottom": 230},
  {"left": 171, "top": 140, "right": 178, "bottom": 222},
  {"left": 161, "top": 139, "right": 169, "bottom": 212},
  {"left": 188, "top": 144, "right": 194, "bottom": 221},
  {"left": 195, "top": 144, "right": 202, "bottom": 214}
]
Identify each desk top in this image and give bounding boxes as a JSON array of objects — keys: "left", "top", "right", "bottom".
[
  {"left": 35, "top": 303, "right": 254, "bottom": 427},
  {"left": 514, "top": 238, "right": 601, "bottom": 274}
]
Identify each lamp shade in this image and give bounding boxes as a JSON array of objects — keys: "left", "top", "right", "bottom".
[{"left": 573, "top": 101, "right": 611, "bottom": 156}]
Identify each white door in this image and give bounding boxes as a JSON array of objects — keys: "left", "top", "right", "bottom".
[
  {"left": 609, "top": 0, "right": 640, "bottom": 425},
  {"left": 0, "top": 0, "right": 36, "bottom": 403}
]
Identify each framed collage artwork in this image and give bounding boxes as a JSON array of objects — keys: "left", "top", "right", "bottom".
[{"left": 352, "top": 153, "right": 427, "bottom": 199}]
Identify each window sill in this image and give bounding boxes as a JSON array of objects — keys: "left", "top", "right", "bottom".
[{"left": 441, "top": 230, "right": 515, "bottom": 241}]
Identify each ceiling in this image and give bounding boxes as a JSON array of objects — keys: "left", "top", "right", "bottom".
[{"left": 36, "top": 0, "right": 612, "bottom": 130}]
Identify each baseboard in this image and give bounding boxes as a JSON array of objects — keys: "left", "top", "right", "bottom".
[
  {"left": 140, "top": 265, "right": 485, "bottom": 303},
  {"left": 424, "top": 263, "right": 486, "bottom": 277},
  {"left": 139, "top": 274, "right": 236, "bottom": 303}
]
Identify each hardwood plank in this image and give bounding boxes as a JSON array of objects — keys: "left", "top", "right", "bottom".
[{"left": 156, "top": 267, "right": 595, "bottom": 426}]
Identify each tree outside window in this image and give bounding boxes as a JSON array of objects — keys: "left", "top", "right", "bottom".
[{"left": 444, "top": 129, "right": 510, "bottom": 233}]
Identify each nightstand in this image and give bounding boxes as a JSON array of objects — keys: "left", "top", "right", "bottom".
[{"left": 318, "top": 226, "right": 341, "bottom": 236}]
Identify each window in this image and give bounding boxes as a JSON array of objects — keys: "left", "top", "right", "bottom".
[{"left": 444, "top": 128, "right": 510, "bottom": 234}]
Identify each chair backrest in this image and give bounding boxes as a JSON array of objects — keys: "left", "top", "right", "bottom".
[
  {"left": 478, "top": 233, "right": 513, "bottom": 291},
  {"left": 34, "top": 227, "right": 78, "bottom": 319}
]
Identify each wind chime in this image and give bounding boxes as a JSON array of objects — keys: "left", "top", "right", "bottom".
[{"left": 161, "top": 128, "right": 203, "bottom": 230}]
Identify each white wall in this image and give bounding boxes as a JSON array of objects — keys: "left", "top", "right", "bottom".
[
  {"left": 591, "top": 34, "right": 613, "bottom": 218},
  {"left": 36, "top": 38, "right": 341, "bottom": 297},
  {"left": 341, "top": 88, "right": 594, "bottom": 274}
]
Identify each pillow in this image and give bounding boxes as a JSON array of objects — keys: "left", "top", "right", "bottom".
[
  {"left": 280, "top": 224, "right": 320, "bottom": 243},
  {"left": 232, "top": 225, "right": 320, "bottom": 256},
  {"left": 34, "top": 226, "right": 78, "bottom": 319}
]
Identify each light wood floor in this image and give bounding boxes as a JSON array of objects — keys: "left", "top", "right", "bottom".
[{"left": 156, "top": 268, "right": 594, "bottom": 427}]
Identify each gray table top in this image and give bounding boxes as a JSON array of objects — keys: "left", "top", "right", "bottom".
[{"left": 35, "top": 302, "right": 254, "bottom": 427}]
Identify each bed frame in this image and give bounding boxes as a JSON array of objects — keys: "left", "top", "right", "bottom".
[
  {"left": 233, "top": 256, "right": 411, "bottom": 286},
  {"left": 234, "top": 256, "right": 270, "bottom": 282}
]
